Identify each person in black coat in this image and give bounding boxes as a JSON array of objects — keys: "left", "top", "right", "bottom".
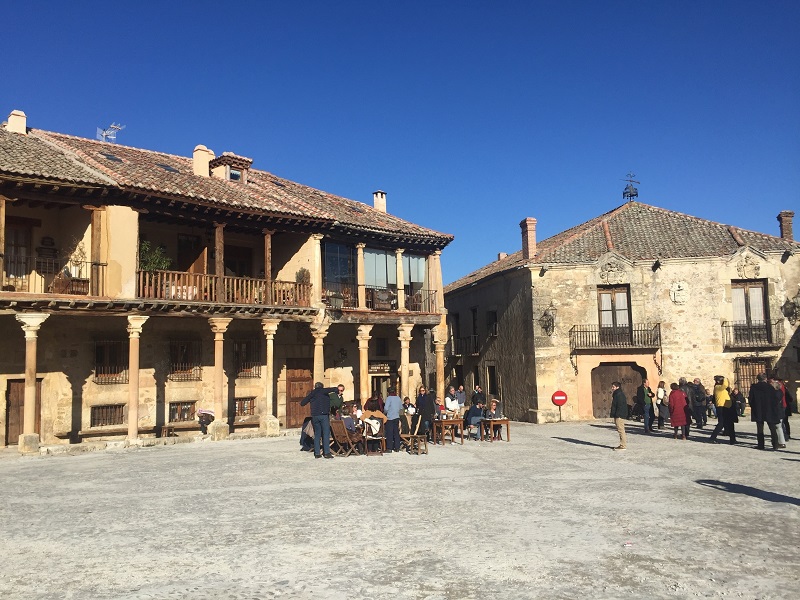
[
  {"left": 300, "top": 382, "right": 339, "bottom": 458},
  {"left": 415, "top": 386, "right": 436, "bottom": 439},
  {"left": 610, "top": 382, "right": 628, "bottom": 450},
  {"left": 748, "top": 373, "right": 782, "bottom": 450}
]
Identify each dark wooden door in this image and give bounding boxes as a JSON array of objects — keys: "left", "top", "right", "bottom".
[
  {"left": 285, "top": 359, "right": 313, "bottom": 428},
  {"left": 590, "top": 363, "right": 646, "bottom": 418},
  {"left": 5, "top": 379, "right": 42, "bottom": 445}
]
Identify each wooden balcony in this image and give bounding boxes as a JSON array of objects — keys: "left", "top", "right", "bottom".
[
  {"left": 569, "top": 323, "right": 661, "bottom": 351},
  {"left": 322, "top": 281, "right": 438, "bottom": 313},
  {"left": 1, "top": 255, "right": 106, "bottom": 296},
  {"left": 722, "top": 320, "right": 784, "bottom": 350},
  {"left": 136, "top": 270, "right": 311, "bottom": 307}
]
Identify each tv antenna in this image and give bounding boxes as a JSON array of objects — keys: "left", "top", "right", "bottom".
[
  {"left": 621, "top": 172, "right": 640, "bottom": 201},
  {"left": 96, "top": 123, "right": 125, "bottom": 143}
]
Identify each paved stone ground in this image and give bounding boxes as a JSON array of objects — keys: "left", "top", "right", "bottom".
[{"left": 0, "top": 419, "right": 798, "bottom": 600}]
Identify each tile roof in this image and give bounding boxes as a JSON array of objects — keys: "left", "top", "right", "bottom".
[
  {"left": 1, "top": 126, "right": 452, "bottom": 247},
  {"left": 445, "top": 201, "right": 799, "bottom": 294}
]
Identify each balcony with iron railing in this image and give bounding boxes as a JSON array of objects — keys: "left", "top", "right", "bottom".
[
  {"left": 321, "top": 281, "right": 438, "bottom": 313},
  {"left": 453, "top": 334, "right": 479, "bottom": 356},
  {"left": 1, "top": 255, "right": 106, "bottom": 296},
  {"left": 721, "top": 320, "right": 784, "bottom": 350},
  {"left": 569, "top": 323, "right": 661, "bottom": 351},
  {"left": 136, "top": 270, "right": 311, "bottom": 307}
]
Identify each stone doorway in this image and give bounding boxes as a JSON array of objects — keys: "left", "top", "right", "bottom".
[
  {"left": 590, "top": 363, "right": 646, "bottom": 418},
  {"left": 5, "top": 379, "right": 42, "bottom": 445}
]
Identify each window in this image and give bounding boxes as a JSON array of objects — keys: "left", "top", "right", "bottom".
[
  {"left": 94, "top": 340, "right": 129, "bottom": 384},
  {"left": 323, "top": 242, "right": 356, "bottom": 285},
  {"left": 235, "top": 397, "right": 256, "bottom": 417},
  {"left": 374, "top": 337, "right": 388, "bottom": 357},
  {"left": 364, "top": 248, "right": 397, "bottom": 289},
  {"left": 487, "top": 311, "right": 498, "bottom": 337},
  {"left": 169, "top": 340, "right": 202, "bottom": 381},
  {"left": 4, "top": 224, "right": 31, "bottom": 291},
  {"left": 403, "top": 254, "right": 426, "bottom": 291},
  {"left": 734, "top": 357, "right": 773, "bottom": 393},
  {"left": 487, "top": 365, "right": 498, "bottom": 395},
  {"left": 90, "top": 404, "right": 124, "bottom": 427},
  {"left": 169, "top": 401, "right": 196, "bottom": 422},
  {"left": 598, "top": 286, "right": 631, "bottom": 343},
  {"left": 229, "top": 168, "right": 242, "bottom": 181},
  {"left": 100, "top": 152, "right": 122, "bottom": 162},
  {"left": 234, "top": 338, "right": 261, "bottom": 378},
  {"left": 731, "top": 280, "right": 769, "bottom": 344},
  {"left": 156, "top": 163, "right": 179, "bottom": 173}
]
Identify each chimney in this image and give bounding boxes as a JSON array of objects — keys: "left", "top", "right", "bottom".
[
  {"left": 373, "top": 190, "right": 386, "bottom": 213},
  {"left": 6, "top": 110, "right": 27, "bottom": 135},
  {"left": 192, "top": 145, "right": 214, "bottom": 177},
  {"left": 498, "top": 252, "right": 508, "bottom": 261},
  {"left": 520, "top": 217, "right": 537, "bottom": 260},
  {"left": 778, "top": 211, "right": 794, "bottom": 241}
]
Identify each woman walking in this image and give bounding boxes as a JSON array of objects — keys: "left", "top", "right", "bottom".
[
  {"left": 709, "top": 375, "right": 737, "bottom": 445},
  {"left": 668, "top": 382, "right": 689, "bottom": 440}
]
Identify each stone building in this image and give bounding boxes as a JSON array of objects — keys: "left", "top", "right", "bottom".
[
  {"left": 443, "top": 198, "right": 800, "bottom": 422},
  {"left": 0, "top": 109, "right": 452, "bottom": 451}
]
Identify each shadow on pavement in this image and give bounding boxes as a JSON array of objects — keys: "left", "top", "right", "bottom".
[
  {"left": 696, "top": 479, "right": 800, "bottom": 506},
  {"left": 552, "top": 437, "right": 611, "bottom": 449}
]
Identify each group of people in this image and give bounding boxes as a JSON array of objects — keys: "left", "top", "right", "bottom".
[
  {"left": 300, "top": 381, "right": 503, "bottom": 457},
  {"left": 610, "top": 373, "right": 794, "bottom": 451}
]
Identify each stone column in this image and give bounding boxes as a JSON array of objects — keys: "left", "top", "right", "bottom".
[
  {"left": 126, "top": 315, "right": 149, "bottom": 441},
  {"left": 260, "top": 319, "right": 280, "bottom": 436},
  {"left": 356, "top": 243, "right": 366, "bottom": 308},
  {"left": 431, "top": 249, "right": 443, "bottom": 311},
  {"left": 311, "top": 233, "right": 324, "bottom": 304},
  {"left": 356, "top": 324, "right": 373, "bottom": 404},
  {"left": 208, "top": 317, "right": 232, "bottom": 440},
  {"left": 397, "top": 323, "right": 414, "bottom": 400},
  {"left": 433, "top": 339, "right": 446, "bottom": 401},
  {"left": 395, "top": 248, "right": 405, "bottom": 311},
  {"left": 310, "top": 323, "right": 329, "bottom": 384},
  {"left": 15, "top": 313, "right": 49, "bottom": 453}
]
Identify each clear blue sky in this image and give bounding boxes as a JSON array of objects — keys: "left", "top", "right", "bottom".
[{"left": 4, "top": 1, "right": 798, "bottom": 284}]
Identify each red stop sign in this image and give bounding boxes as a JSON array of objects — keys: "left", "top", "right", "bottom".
[{"left": 551, "top": 390, "right": 568, "bottom": 406}]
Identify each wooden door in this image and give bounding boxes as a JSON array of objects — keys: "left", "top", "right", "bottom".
[
  {"left": 590, "top": 363, "right": 646, "bottom": 418},
  {"left": 177, "top": 234, "right": 206, "bottom": 274},
  {"left": 285, "top": 359, "right": 313, "bottom": 428},
  {"left": 5, "top": 379, "right": 42, "bottom": 445}
]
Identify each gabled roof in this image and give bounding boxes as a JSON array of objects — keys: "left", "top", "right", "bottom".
[
  {"left": 445, "top": 201, "right": 799, "bottom": 294},
  {"left": 0, "top": 125, "right": 452, "bottom": 248}
]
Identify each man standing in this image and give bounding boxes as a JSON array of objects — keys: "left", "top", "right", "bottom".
[
  {"left": 610, "top": 381, "right": 628, "bottom": 450},
  {"left": 328, "top": 384, "right": 345, "bottom": 416},
  {"left": 692, "top": 378, "right": 708, "bottom": 428},
  {"left": 300, "top": 382, "right": 339, "bottom": 459},
  {"left": 455, "top": 384, "right": 467, "bottom": 413},
  {"left": 749, "top": 373, "right": 781, "bottom": 450},
  {"left": 636, "top": 379, "right": 655, "bottom": 433},
  {"left": 383, "top": 387, "right": 402, "bottom": 453},
  {"left": 472, "top": 385, "right": 487, "bottom": 406}
]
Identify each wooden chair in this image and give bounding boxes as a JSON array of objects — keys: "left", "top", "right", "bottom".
[
  {"left": 330, "top": 419, "right": 361, "bottom": 457},
  {"left": 363, "top": 418, "right": 386, "bottom": 456},
  {"left": 400, "top": 414, "right": 428, "bottom": 455}
]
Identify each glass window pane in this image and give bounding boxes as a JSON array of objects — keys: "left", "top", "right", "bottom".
[
  {"left": 748, "top": 286, "right": 765, "bottom": 323},
  {"left": 731, "top": 287, "right": 746, "bottom": 322}
]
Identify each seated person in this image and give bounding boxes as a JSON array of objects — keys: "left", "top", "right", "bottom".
[
  {"left": 444, "top": 391, "right": 460, "bottom": 417},
  {"left": 364, "top": 395, "right": 382, "bottom": 412},
  {"left": 485, "top": 399, "right": 503, "bottom": 440},
  {"left": 464, "top": 401, "right": 485, "bottom": 440},
  {"left": 402, "top": 396, "right": 415, "bottom": 415}
]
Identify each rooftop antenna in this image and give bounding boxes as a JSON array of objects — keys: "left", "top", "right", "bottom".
[
  {"left": 96, "top": 123, "right": 125, "bottom": 143},
  {"left": 621, "top": 171, "right": 640, "bottom": 202}
]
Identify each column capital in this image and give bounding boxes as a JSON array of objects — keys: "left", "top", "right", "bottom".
[
  {"left": 15, "top": 313, "right": 49, "bottom": 336},
  {"left": 261, "top": 318, "right": 280, "bottom": 338},
  {"left": 397, "top": 323, "right": 414, "bottom": 340},
  {"left": 126, "top": 315, "right": 149, "bottom": 337},
  {"left": 356, "top": 324, "right": 374, "bottom": 339},
  {"left": 262, "top": 228, "right": 275, "bottom": 235},
  {"left": 432, "top": 249, "right": 442, "bottom": 257},
  {"left": 310, "top": 324, "right": 330, "bottom": 340},
  {"left": 395, "top": 247, "right": 405, "bottom": 256},
  {"left": 311, "top": 233, "right": 324, "bottom": 242},
  {"left": 208, "top": 317, "right": 233, "bottom": 335},
  {"left": 356, "top": 242, "right": 366, "bottom": 250}
]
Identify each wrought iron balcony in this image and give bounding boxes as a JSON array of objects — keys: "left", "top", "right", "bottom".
[
  {"left": 722, "top": 320, "right": 784, "bottom": 350},
  {"left": 569, "top": 323, "right": 661, "bottom": 351},
  {"left": 454, "top": 334, "right": 480, "bottom": 356}
]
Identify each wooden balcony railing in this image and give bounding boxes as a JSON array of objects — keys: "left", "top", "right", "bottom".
[
  {"left": 455, "top": 335, "right": 480, "bottom": 356},
  {"left": 722, "top": 320, "right": 784, "bottom": 349},
  {"left": 405, "top": 286, "right": 437, "bottom": 312},
  {"left": 569, "top": 323, "right": 661, "bottom": 351},
  {"left": 1, "top": 255, "right": 106, "bottom": 296},
  {"left": 136, "top": 270, "right": 311, "bottom": 306},
  {"left": 322, "top": 281, "right": 358, "bottom": 308}
]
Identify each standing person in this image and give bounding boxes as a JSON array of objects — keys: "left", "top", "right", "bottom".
[
  {"left": 783, "top": 386, "right": 794, "bottom": 440},
  {"left": 637, "top": 379, "right": 655, "bottom": 433},
  {"left": 655, "top": 380, "right": 669, "bottom": 429},
  {"left": 668, "top": 382, "right": 689, "bottom": 440},
  {"left": 610, "top": 381, "right": 628, "bottom": 450},
  {"left": 678, "top": 377, "right": 695, "bottom": 430},
  {"left": 709, "top": 376, "right": 736, "bottom": 445},
  {"left": 770, "top": 378, "right": 788, "bottom": 448},
  {"left": 300, "top": 382, "right": 339, "bottom": 459},
  {"left": 383, "top": 387, "right": 402, "bottom": 453},
  {"left": 472, "top": 385, "right": 487, "bottom": 406},
  {"left": 455, "top": 384, "right": 467, "bottom": 413},
  {"left": 749, "top": 373, "right": 782, "bottom": 450},
  {"left": 415, "top": 386, "right": 436, "bottom": 440},
  {"left": 328, "top": 384, "right": 345, "bottom": 416},
  {"left": 692, "top": 378, "right": 708, "bottom": 428}
]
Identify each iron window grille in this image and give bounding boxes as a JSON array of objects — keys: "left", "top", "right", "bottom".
[
  {"left": 94, "top": 340, "right": 129, "bottom": 384},
  {"left": 235, "top": 397, "right": 256, "bottom": 417},
  {"left": 169, "top": 340, "right": 202, "bottom": 381},
  {"left": 234, "top": 338, "right": 262, "bottom": 378},
  {"left": 168, "top": 401, "right": 197, "bottom": 423},
  {"left": 90, "top": 404, "right": 125, "bottom": 427}
]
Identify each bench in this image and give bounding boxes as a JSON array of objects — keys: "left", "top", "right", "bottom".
[{"left": 161, "top": 421, "right": 201, "bottom": 437}]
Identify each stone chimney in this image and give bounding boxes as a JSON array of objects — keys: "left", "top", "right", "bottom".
[
  {"left": 498, "top": 252, "right": 508, "bottom": 261},
  {"left": 778, "top": 211, "right": 794, "bottom": 241},
  {"left": 373, "top": 190, "right": 386, "bottom": 213},
  {"left": 6, "top": 110, "right": 27, "bottom": 135},
  {"left": 520, "top": 217, "right": 537, "bottom": 260},
  {"left": 192, "top": 145, "right": 214, "bottom": 177}
]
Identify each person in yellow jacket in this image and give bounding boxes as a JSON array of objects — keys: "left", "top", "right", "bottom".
[{"left": 709, "top": 376, "right": 737, "bottom": 444}]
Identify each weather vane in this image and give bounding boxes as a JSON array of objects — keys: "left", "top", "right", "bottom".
[{"left": 622, "top": 172, "right": 640, "bottom": 202}]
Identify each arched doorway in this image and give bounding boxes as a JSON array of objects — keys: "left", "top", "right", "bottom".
[{"left": 590, "top": 362, "right": 646, "bottom": 418}]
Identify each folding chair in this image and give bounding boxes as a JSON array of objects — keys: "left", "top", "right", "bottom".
[
  {"left": 330, "top": 419, "right": 361, "bottom": 457},
  {"left": 363, "top": 418, "right": 386, "bottom": 456}
]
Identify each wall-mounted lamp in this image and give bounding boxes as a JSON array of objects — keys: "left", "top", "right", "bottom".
[
  {"left": 783, "top": 285, "right": 800, "bottom": 325},
  {"left": 652, "top": 259, "right": 662, "bottom": 272},
  {"left": 538, "top": 302, "right": 557, "bottom": 336},
  {"left": 328, "top": 291, "right": 344, "bottom": 311},
  {"left": 539, "top": 266, "right": 548, "bottom": 277}
]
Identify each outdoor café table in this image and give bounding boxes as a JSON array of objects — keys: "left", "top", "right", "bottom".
[
  {"left": 432, "top": 418, "right": 463, "bottom": 445},
  {"left": 480, "top": 418, "right": 510, "bottom": 442}
]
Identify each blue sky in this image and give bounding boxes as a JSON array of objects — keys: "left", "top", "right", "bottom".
[{"left": 3, "top": 1, "right": 798, "bottom": 283}]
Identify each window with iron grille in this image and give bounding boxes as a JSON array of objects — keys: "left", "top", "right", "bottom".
[
  {"left": 90, "top": 404, "right": 125, "bottom": 427},
  {"left": 94, "top": 340, "right": 129, "bottom": 384},
  {"left": 734, "top": 357, "right": 773, "bottom": 394},
  {"left": 169, "top": 340, "right": 202, "bottom": 381},
  {"left": 235, "top": 397, "right": 256, "bottom": 417},
  {"left": 168, "top": 401, "right": 196, "bottom": 422},
  {"left": 234, "top": 338, "right": 261, "bottom": 378},
  {"left": 486, "top": 311, "right": 498, "bottom": 337}
]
